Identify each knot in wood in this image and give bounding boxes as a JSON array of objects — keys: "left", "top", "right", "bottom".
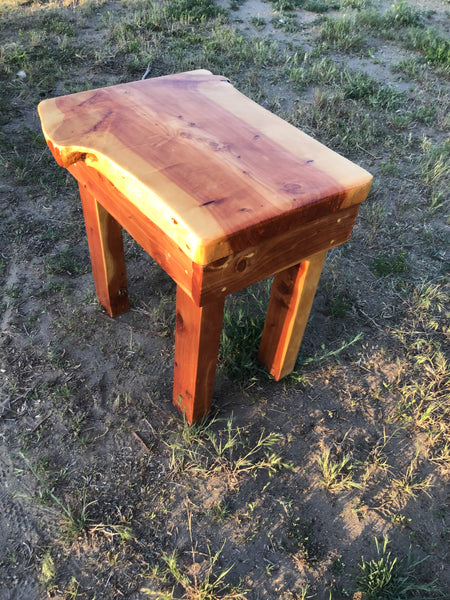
[
  {"left": 175, "top": 311, "right": 184, "bottom": 329},
  {"left": 235, "top": 259, "right": 247, "bottom": 272}
]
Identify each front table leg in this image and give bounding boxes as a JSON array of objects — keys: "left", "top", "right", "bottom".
[
  {"left": 79, "top": 182, "right": 129, "bottom": 317},
  {"left": 258, "top": 250, "right": 327, "bottom": 380},
  {"left": 173, "top": 286, "right": 225, "bottom": 424}
]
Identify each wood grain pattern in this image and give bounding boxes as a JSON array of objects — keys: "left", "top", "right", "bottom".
[
  {"left": 38, "top": 70, "right": 373, "bottom": 264},
  {"left": 71, "top": 163, "right": 359, "bottom": 309},
  {"left": 79, "top": 182, "right": 129, "bottom": 317},
  {"left": 192, "top": 204, "right": 359, "bottom": 305},
  {"left": 173, "top": 287, "right": 225, "bottom": 423},
  {"left": 70, "top": 162, "right": 196, "bottom": 300},
  {"left": 38, "top": 70, "right": 374, "bottom": 423},
  {"left": 258, "top": 251, "right": 327, "bottom": 380}
]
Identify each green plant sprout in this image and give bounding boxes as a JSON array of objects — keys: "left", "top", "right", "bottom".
[{"left": 356, "top": 536, "right": 440, "bottom": 599}]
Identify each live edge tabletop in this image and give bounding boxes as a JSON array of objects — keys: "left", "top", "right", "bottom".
[
  {"left": 38, "top": 69, "right": 373, "bottom": 423},
  {"left": 38, "top": 69, "right": 372, "bottom": 267}
]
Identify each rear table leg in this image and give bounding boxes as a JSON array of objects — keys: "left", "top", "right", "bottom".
[
  {"left": 173, "top": 286, "right": 225, "bottom": 424},
  {"left": 258, "top": 250, "right": 327, "bottom": 380},
  {"left": 79, "top": 182, "right": 129, "bottom": 317}
]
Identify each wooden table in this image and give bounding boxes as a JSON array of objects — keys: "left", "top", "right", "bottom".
[{"left": 38, "top": 69, "right": 372, "bottom": 424}]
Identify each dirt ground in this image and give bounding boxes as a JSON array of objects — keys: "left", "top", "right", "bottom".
[{"left": 0, "top": 0, "right": 449, "bottom": 598}]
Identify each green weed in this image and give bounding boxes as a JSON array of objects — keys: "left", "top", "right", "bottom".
[
  {"left": 0, "top": 127, "right": 66, "bottom": 187},
  {"left": 203, "top": 27, "right": 280, "bottom": 72},
  {"left": 219, "top": 282, "right": 271, "bottom": 380},
  {"left": 299, "top": 332, "right": 363, "bottom": 366},
  {"left": 0, "top": 36, "right": 83, "bottom": 91},
  {"left": 20, "top": 452, "right": 96, "bottom": 541},
  {"left": 356, "top": 2, "right": 422, "bottom": 32},
  {"left": 230, "top": 0, "right": 246, "bottom": 11},
  {"left": 331, "top": 555, "right": 346, "bottom": 574},
  {"left": 318, "top": 17, "right": 365, "bottom": 52},
  {"left": 63, "top": 577, "right": 81, "bottom": 599},
  {"left": 317, "top": 447, "right": 360, "bottom": 492},
  {"left": 304, "top": 0, "right": 339, "bottom": 11},
  {"left": 44, "top": 247, "right": 89, "bottom": 276},
  {"left": 90, "top": 521, "right": 134, "bottom": 543},
  {"left": 287, "top": 56, "right": 338, "bottom": 87},
  {"left": 356, "top": 5, "right": 448, "bottom": 70},
  {"left": 290, "top": 88, "right": 383, "bottom": 154},
  {"left": 167, "top": 416, "right": 293, "bottom": 484},
  {"left": 272, "top": 14, "right": 300, "bottom": 33},
  {"left": 420, "top": 138, "right": 450, "bottom": 210},
  {"left": 390, "top": 457, "right": 433, "bottom": 503},
  {"left": 270, "top": 0, "right": 303, "bottom": 10},
  {"left": 340, "top": 0, "right": 368, "bottom": 8},
  {"left": 385, "top": 1, "right": 423, "bottom": 28},
  {"left": 250, "top": 16, "right": 266, "bottom": 30},
  {"left": 210, "top": 501, "right": 232, "bottom": 522},
  {"left": 39, "top": 550, "right": 57, "bottom": 593},
  {"left": 356, "top": 536, "right": 440, "bottom": 599},
  {"left": 143, "top": 508, "right": 246, "bottom": 599},
  {"left": 372, "top": 251, "right": 408, "bottom": 277},
  {"left": 405, "top": 27, "right": 450, "bottom": 67},
  {"left": 37, "top": 11, "right": 76, "bottom": 36},
  {"left": 329, "top": 295, "right": 351, "bottom": 318},
  {"left": 165, "top": 0, "right": 226, "bottom": 23},
  {"left": 410, "top": 283, "right": 447, "bottom": 317},
  {"left": 60, "top": 487, "right": 97, "bottom": 541},
  {"left": 340, "top": 70, "right": 405, "bottom": 110},
  {"left": 287, "top": 517, "right": 320, "bottom": 566},
  {"left": 395, "top": 346, "right": 449, "bottom": 472},
  {"left": 391, "top": 57, "right": 428, "bottom": 80},
  {"left": 292, "top": 585, "right": 314, "bottom": 600},
  {"left": 142, "top": 544, "right": 247, "bottom": 599},
  {"left": 413, "top": 105, "right": 437, "bottom": 125},
  {"left": 4, "top": 283, "right": 21, "bottom": 298}
]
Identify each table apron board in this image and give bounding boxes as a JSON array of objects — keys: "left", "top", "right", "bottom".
[
  {"left": 193, "top": 204, "right": 358, "bottom": 305},
  {"left": 71, "top": 161, "right": 359, "bottom": 307}
]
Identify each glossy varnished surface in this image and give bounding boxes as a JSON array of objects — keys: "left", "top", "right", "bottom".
[{"left": 38, "top": 70, "right": 372, "bottom": 265}]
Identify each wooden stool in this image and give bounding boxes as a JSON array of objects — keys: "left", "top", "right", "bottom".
[{"left": 38, "top": 70, "right": 372, "bottom": 424}]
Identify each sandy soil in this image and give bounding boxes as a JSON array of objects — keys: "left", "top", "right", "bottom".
[{"left": 0, "top": 0, "right": 448, "bottom": 598}]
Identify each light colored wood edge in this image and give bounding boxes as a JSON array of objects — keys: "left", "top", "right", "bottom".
[
  {"left": 193, "top": 205, "right": 360, "bottom": 305},
  {"left": 38, "top": 77, "right": 373, "bottom": 266},
  {"left": 69, "top": 162, "right": 195, "bottom": 299}
]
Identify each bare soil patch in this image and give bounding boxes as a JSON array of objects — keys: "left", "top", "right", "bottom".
[{"left": 0, "top": 0, "right": 448, "bottom": 598}]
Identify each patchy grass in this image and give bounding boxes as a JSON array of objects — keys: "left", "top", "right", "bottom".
[
  {"left": 420, "top": 138, "right": 450, "bottom": 210},
  {"left": 356, "top": 536, "right": 440, "bottom": 599},
  {"left": 219, "top": 281, "right": 271, "bottom": 380},
  {"left": 318, "top": 16, "right": 365, "bottom": 52},
  {"left": 317, "top": 446, "right": 360, "bottom": 493},
  {"left": 0, "top": 0, "right": 448, "bottom": 598}
]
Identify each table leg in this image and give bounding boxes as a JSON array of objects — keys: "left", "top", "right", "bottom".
[
  {"left": 173, "top": 286, "right": 225, "bottom": 424},
  {"left": 258, "top": 250, "right": 327, "bottom": 380},
  {"left": 78, "top": 182, "right": 129, "bottom": 317}
]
